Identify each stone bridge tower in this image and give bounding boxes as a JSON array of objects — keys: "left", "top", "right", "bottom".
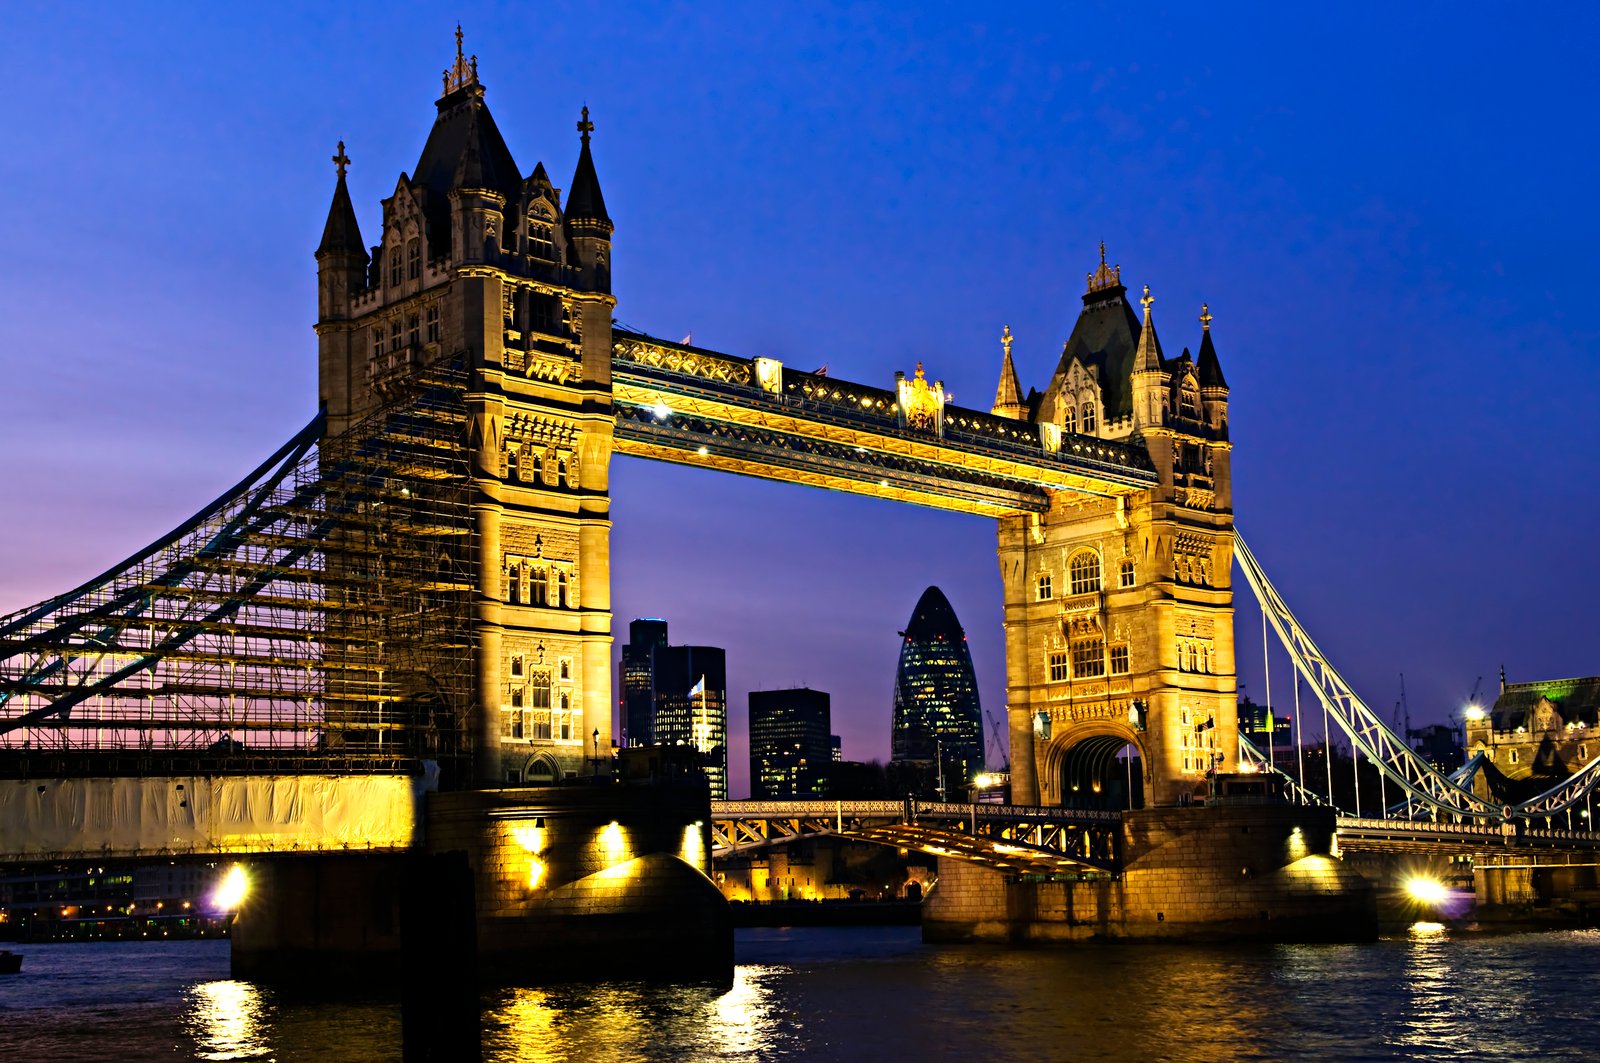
[
  {"left": 314, "top": 36, "right": 615, "bottom": 787},
  {"left": 996, "top": 248, "right": 1236, "bottom": 807}
]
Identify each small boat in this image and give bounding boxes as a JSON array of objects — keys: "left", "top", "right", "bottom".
[{"left": 0, "top": 950, "right": 21, "bottom": 974}]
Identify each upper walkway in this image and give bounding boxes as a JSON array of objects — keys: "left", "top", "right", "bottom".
[{"left": 612, "top": 331, "right": 1157, "bottom": 518}]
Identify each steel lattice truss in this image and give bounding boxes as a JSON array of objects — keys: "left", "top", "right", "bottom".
[
  {"left": 0, "top": 363, "right": 477, "bottom": 778},
  {"left": 709, "top": 799, "right": 1120, "bottom": 873},
  {"left": 1235, "top": 532, "right": 1600, "bottom": 822}
]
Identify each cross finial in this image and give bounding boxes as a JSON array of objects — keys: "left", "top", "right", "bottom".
[
  {"left": 331, "top": 141, "right": 350, "bottom": 179},
  {"left": 1199, "top": 303, "right": 1212, "bottom": 331},
  {"left": 1140, "top": 284, "right": 1154, "bottom": 317},
  {"left": 578, "top": 105, "right": 594, "bottom": 142},
  {"left": 1099, "top": 240, "right": 1107, "bottom": 267},
  {"left": 455, "top": 23, "right": 464, "bottom": 64},
  {"left": 1001, "top": 324, "right": 1013, "bottom": 358}
]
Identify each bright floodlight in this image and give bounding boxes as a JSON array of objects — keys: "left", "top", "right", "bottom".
[
  {"left": 1404, "top": 875, "right": 1449, "bottom": 906},
  {"left": 973, "top": 773, "right": 995, "bottom": 788},
  {"left": 652, "top": 402, "right": 670, "bottom": 420},
  {"left": 1463, "top": 705, "right": 1486, "bottom": 722},
  {"left": 212, "top": 864, "right": 250, "bottom": 912}
]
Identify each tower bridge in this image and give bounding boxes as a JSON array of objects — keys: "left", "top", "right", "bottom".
[{"left": 3, "top": 34, "right": 1599, "bottom": 971}]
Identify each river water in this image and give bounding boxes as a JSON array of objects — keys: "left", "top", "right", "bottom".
[{"left": 1, "top": 926, "right": 1597, "bottom": 1061}]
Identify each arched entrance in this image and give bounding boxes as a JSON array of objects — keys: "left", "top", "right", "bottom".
[
  {"left": 1058, "top": 734, "right": 1144, "bottom": 811},
  {"left": 523, "top": 752, "right": 561, "bottom": 785}
]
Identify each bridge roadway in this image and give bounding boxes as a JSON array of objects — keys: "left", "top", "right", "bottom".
[{"left": 710, "top": 800, "right": 1600, "bottom": 874}]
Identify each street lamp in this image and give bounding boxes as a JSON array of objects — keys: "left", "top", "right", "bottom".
[{"left": 592, "top": 727, "right": 601, "bottom": 779}]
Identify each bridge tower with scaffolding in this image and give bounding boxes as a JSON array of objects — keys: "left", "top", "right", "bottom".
[{"left": 315, "top": 39, "right": 617, "bottom": 789}]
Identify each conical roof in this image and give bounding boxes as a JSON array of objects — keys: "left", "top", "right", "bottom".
[
  {"left": 317, "top": 171, "right": 365, "bottom": 257},
  {"left": 992, "top": 327, "right": 1024, "bottom": 415},
  {"left": 567, "top": 108, "right": 611, "bottom": 227},
  {"left": 901, "top": 586, "right": 966, "bottom": 641},
  {"left": 1196, "top": 327, "right": 1228, "bottom": 389}
]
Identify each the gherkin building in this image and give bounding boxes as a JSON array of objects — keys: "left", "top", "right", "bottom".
[{"left": 891, "top": 586, "right": 985, "bottom": 795}]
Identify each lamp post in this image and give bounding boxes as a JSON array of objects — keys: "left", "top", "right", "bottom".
[{"left": 591, "top": 727, "right": 601, "bottom": 780}]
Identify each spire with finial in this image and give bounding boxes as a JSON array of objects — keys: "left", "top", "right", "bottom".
[
  {"left": 1196, "top": 302, "right": 1227, "bottom": 390},
  {"left": 566, "top": 103, "right": 611, "bottom": 229},
  {"left": 1132, "top": 282, "right": 1163, "bottom": 373},
  {"left": 992, "top": 324, "right": 1026, "bottom": 420},
  {"left": 317, "top": 139, "right": 365, "bottom": 258},
  {"left": 443, "top": 22, "right": 480, "bottom": 95},
  {"left": 1086, "top": 240, "right": 1123, "bottom": 294}
]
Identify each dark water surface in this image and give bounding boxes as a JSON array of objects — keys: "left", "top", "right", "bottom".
[{"left": 1, "top": 926, "right": 1596, "bottom": 1061}]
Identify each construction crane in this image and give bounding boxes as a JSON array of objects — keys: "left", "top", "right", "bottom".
[{"left": 984, "top": 709, "right": 1009, "bottom": 772}]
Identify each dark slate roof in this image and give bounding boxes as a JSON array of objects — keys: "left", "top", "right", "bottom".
[
  {"left": 1049, "top": 285, "right": 1144, "bottom": 422},
  {"left": 316, "top": 173, "right": 366, "bottom": 257},
  {"left": 1491, "top": 677, "right": 1600, "bottom": 731},
  {"left": 567, "top": 134, "right": 610, "bottom": 226},
  {"left": 900, "top": 586, "right": 967, "bottom": 641},
  {"left": 412, "top": 86, "right": 522, "bottom": 256},
  {"left": 1197, "top": 329, "right": 1228, "bottom": 389}
]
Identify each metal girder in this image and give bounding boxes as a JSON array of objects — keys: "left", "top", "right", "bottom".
[{"left": 708, "top": 799, "right": 1121, "bottom": 873}]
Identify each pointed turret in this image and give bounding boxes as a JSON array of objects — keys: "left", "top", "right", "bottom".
[
  {"left": 1195, "top": 303, "right": 1227, "bottom": 390},
  {"left": 1131, "top": 284, "right": 1167, "bottom": 429},
  {"left": 1196, "top": 303, "right": 1229, "bottom": 436},
  {"left": 566, "top": 106, "right": 612, "bottom": 228},
  {"left": 1133, "top": 284, "right": 1163, "bottom": 372},
  {"left": 316, "top": 141, "right": 368, "bottom": 323},
  {"left": 991, "top": 325, "right": 1027, "bottom": 420},
  {"left": 318, "top": 142, "right": 366, "bottom": 257},
  {"left": 565, "top": 107, "right": 613, "bottom": 293}
]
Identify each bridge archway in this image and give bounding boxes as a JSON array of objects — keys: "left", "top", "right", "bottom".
[{"left": 1049, "top": 729, "right": 1144, "bottom": 811}]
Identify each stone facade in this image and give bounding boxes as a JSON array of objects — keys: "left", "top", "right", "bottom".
[
  {"left": 1466, "top": 675, "right": 1600, "bottom": 803},
  {"left": 315, "top": 47, "right": 615, "bottom": 786},
  {"left": 996, "top": 255, "right": 1236, "bottom": 808}
]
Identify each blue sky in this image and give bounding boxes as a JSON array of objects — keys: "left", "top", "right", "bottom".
[{"left": 2, "top": 3, "right": 1596, "bottom": 796}]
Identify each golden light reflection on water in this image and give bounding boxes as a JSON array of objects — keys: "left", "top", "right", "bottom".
[
  {"left": 187, "top": 979, "right": 273, "bottom": 1061},
  {"left": 482, "top": 965, "right": 787, "bottom": 1062}
]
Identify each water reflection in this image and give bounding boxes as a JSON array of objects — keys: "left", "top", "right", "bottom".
[
  {"left": 482, "top": 965, "right": 791, "bottom": 1062},
  {"left": 186, "top": 979, "right": 273, "bottom": 1061}
]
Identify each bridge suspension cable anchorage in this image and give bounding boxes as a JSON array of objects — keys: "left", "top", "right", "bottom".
[
  {"left": 1234, "top": 532, "right": 1600, "bottom": 823},
  {"left": 0, "top": 362, "right": 479, "bottom": 780}
]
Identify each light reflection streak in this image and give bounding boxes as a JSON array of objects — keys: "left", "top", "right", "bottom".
[{"left": 187, "top": 979, "right": 272, "bottom": 1061}]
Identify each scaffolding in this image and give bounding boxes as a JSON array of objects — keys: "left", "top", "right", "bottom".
[{"left": 0, "top": 361, "right": 478, "bottom": 783}]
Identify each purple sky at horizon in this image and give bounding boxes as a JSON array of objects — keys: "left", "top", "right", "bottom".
[{"left": 2, "top": 5, "right": 1597, "bottom": 798}]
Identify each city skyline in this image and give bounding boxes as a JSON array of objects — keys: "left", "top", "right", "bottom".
[{"left": 3, "top": 7, "right": 1598, "bottom": 801}]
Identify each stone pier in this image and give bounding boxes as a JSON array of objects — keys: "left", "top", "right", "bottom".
[
  {"left": 231, "top": 784, "right": 731, "bottom": 985},
  {"left": 924, "top": 804, "right": 1375, "bottom": 944}
]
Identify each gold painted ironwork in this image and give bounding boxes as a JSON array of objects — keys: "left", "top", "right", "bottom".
[{"left": 1086, "top": 240, "right": 1122, "bottom": 292}]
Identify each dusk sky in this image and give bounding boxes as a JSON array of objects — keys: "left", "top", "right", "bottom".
[{"left": 2, "top": 4, "right": 1596, "bottom": 797}]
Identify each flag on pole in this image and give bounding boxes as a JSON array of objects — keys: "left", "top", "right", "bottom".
[{"left": 688, "top": 675, "right": 706, "bottom": 698}]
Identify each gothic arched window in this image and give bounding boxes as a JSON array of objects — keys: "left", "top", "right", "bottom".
[
  {"left": 556, "top": 570, "right": 569, "bottom": 608},
  {"left": 1064, "top": 407, "right": 1077, "bottom": 434},
  {"left": 406, "top": 238, "right": 421, "bottom": 280},
  {"left": 1068, "top": 551, "right": 1102, "bottom": 595},
  {"left": 1080, "top": 402, "right": 1097, "bottom": 434},
  {"left": 508, "top": 563, "right": 522, "bottom": 604},
  {"left": 1118, "top": 558, "right": 1136, "bottom": 588},
  {"left": 528, "top": 204, "right": 556, "bottom": 261}
]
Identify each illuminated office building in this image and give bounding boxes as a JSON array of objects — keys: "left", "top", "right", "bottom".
[
  {"left": 749, "top": 687, "right": 833, "bottom": 799},
  {"left": 618, "top": 618, "right": 728, "bottom": 798},
  {"left": 890, "top": 586, "right": 985, "bottom": 794}
]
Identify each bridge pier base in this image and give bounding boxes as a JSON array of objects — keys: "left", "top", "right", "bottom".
[
  {"left": 1474, "top": 853, "right": 1600, "bottom": 926},
  {"left": 924, "top": 804, "right": 1375, "bottom": 944},
  {"left": 230, "top": 785, "right": 732, "bottom": 986}
]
